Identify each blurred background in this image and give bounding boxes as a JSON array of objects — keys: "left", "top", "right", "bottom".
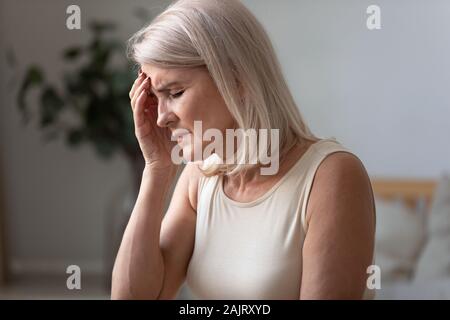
[{"left": 0, "top": 0, "right": 449, "bottom": 299}]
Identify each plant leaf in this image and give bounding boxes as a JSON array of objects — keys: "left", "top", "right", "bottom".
[
  {"left": 17, "top": 66, "right": 45, "bottom": 123},
  {"left": 66, "top": 128, "right": 85, "bottom": 146},
  {"left": 39, "top": 87, "right": 64, "bottom": 127},
  {"left": 89, "top": 21, "right": 116, "bottom": 34},
  {"left": 63, "top": 47, "right": 83, "bottom": 60}
]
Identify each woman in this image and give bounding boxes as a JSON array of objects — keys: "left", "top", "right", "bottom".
[{"left": 112, "top": 0, "right": 376, "bottom": 300}]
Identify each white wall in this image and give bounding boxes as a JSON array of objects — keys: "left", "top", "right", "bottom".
[
  {"left": 1, "top": 0, "right": 449, "bottom": 280},
  {"left": 243, "top": 0, "right": 450, "bottom": 178}
]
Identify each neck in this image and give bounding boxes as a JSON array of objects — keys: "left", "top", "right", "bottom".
[{"left": 224, "top": 141, "right": 305, "bottom": 189}]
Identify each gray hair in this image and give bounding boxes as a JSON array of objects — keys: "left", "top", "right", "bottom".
[{"left": 127, "top": 0, "right": 319, "bottom": 176}]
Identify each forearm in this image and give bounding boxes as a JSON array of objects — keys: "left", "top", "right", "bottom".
[{"left": 111, "top": 166, "right": 177, "bottom": 299}]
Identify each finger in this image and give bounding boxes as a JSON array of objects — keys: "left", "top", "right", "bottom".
[
  {"left": 148, "top": 92, "right": 158, "bottom": 108},
  {"left": 129, "top": 72, "right": 146, "bottom": 100},
  {"left": 134, "top": 89, "right": 148, "bottom": 128},
  {"left": 145, "top": 77, "right": 158, "bottom": 107},
  {"left": 131, "top": 77, "right": 151, "bottom": 110},
  {"left": 131, "top": 82, "right": 148, "bottom": 113},
  {"left": 131, "top": 77, "right": 148, "bottom": 110}
]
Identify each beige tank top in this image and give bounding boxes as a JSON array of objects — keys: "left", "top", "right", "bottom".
[{"left": 185, "top": 138, "right": 376, "bottom": 299}]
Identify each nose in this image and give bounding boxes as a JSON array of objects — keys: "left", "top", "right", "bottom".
[{"left": 156, "top": 100, "right": 176, "bottom": 128}]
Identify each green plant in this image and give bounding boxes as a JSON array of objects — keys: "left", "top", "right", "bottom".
[{"left": 17, "top": 21, "right": 140, "bottom": 162}]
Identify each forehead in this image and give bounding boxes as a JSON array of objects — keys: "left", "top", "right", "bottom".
[{"left": 141, "top": 64, "right": 201, "bottom": 87}]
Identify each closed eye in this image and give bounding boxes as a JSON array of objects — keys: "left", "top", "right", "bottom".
[{"left": 170, "top": 90, "right": 184, "bottom": 99}]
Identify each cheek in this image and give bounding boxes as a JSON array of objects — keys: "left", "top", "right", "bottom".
[
  {"left": 198, "top": 100, "right": 233, "bottom": 127},
  {"left": 172, "top": 96, "right": 200, "bottom": 120},
  {"left": 175, "top": 90, "right": 235, "bottom": 132}
]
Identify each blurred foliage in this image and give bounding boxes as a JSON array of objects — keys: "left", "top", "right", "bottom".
[{"left": 16, "top": 21, "right": 142, "bottom": 160}]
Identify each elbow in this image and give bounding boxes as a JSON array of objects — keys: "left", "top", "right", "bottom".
[
  {"left": 111, "top": 269, "right": 163, "bottom": 300},
  {"left": 110, "top": 270, "right": 134, "bottom": 300}
]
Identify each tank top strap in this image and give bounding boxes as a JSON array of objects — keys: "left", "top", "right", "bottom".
[{"left": 196, "top": 172, "right": 220, "bottom": 213}]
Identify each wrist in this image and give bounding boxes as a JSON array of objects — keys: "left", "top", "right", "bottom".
[{"left": 143, "top": 163, "right": 178, "bottom": 179}]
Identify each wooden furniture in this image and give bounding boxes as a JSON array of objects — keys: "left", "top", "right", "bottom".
[{"left": 370, "top": 178, "right": 437, "bottom": 211}]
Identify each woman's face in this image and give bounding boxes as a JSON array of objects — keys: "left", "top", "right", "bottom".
[{"left": 141, "top": 64, "right": 236, "bottom": 163}]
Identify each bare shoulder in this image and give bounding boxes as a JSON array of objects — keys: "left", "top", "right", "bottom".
[
  {"left": 300, "top": 151, "right": 376, "bottom": 299},
  {"left": 315, "top": 151, "right": 371, "bottom": 187},
  {"left": 305, "top": 151, "right": 375, "bottom": 227}
]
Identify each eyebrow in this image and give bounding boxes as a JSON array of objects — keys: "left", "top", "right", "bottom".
[{"left": 151, "top": 81, "right": 182, "bottom": 94}]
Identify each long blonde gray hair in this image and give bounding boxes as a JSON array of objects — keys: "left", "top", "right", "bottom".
[{"left": 127, "top": 0, "right": 319, "bottom": 177}]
